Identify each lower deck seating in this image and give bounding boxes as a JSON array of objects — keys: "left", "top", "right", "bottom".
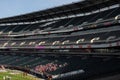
[{"left": 0, "top": 54, "right": 120, "bottom": 77}]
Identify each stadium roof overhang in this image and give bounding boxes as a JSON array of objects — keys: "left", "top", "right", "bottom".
[{"left": 0, "top": 0, "right": 120, "bottom": 23}]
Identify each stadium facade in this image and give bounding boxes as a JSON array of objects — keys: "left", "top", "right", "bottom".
[{"left": 0, "top": 0, "right": 120, "bottom": 80}]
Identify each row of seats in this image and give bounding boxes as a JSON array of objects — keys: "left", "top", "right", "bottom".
[
  {"left": 0, "top": 30, "right": 119, "bottom": 48},
  {"left": 0, "top": 7, "right": 119, "bottom": 34}
]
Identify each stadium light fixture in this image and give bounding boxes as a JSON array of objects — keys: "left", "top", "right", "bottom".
[
  {"left": 62, "top": 40, "right": 69, "bottom": 45},
  {"left": 39, "top": 41, "right": 45, "bottom": 45},
  {"left": 106, "top": 36, "right": 116, "bottom": 42},
  {"left": 3, "top": 42, "right": 8, "bottom": 47},
  {"left": 90, "top": 37, "right": 100, "bottom": 43},
  {"left": 0, "top": 31, "right": 3, "bottom": 34},
  {"left": 29, "top": 42, "right": 36, "bottom": 45},
  {"left": 76, "top": 39, "right": 85, "bottom": 44},
  {"left": 8, "top": 31, "right": 13, "bottom": 35},
  {"left": 11, "top": 42, "right": 16, "bottom": 46},
  {"left": 115, "top": 15, "right": 120, "bottom": 20},
  {"left": 20, "top": 42, "right": 26, "bottom": 46},
  {"left": 52, "top": 41, "right": 60, "bottom": 45}
]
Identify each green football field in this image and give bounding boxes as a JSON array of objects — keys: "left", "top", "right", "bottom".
[{"left": 0, "top": 70, "right": 41, "bottom": 80}]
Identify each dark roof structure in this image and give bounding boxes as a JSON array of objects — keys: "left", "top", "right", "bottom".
[{"left": 0, "top": 0, "right": 119, "bottom": 23}]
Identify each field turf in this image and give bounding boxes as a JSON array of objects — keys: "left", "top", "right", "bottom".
[{"left": 0, "top": 70, "right": 40, "bottom": 80}]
